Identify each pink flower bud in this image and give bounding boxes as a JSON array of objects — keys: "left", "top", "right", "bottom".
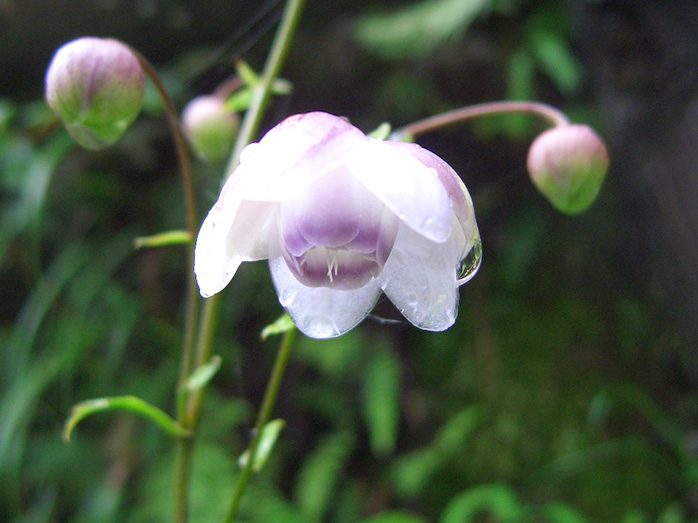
[
  {"left": 45, "top": 37, "right": 145, "bottom": 150},
  {"left": 527, "top": 125, "right": 609, "bottom": 214},
  {"left": 182, "top": 96, "right": 239, "bottom": 162}
]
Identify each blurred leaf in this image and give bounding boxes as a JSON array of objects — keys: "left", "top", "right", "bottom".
[
  {"left": 440, "top": 484, "right": 525, "bottom": 523},
  {"left": 63, "top": 396, "right": 190, "bottom": 442},
  {"left": 367, "top": 122, "right": 392, "bottom": 140},
  {"left": 543, "top": 502, "right": 590, "bottom": 523},
  {"left": 658, "top": 502, "right": 686, "bottom": 523},
  {"left": 238, "top": 419, "right": 285, "bottom": 473},
  {"left": 261, "top": 313, "right": 296, "bottom": 340},
  {"left": 355, "top": 0, "right": 491, "bottom": 59},
  {"left": 236, "top": 59, "right": 260, "bottom": 86},
  {"left": 504, "top": 49, "right": 537, "bottom": 137},
  {"left": 391, "top": 405, "right": 485, "bottom": 496},
  {"left": 526, "top": 29, "right": 582, "bottom": 94},
  {"left": 133, "top": 230, "right": 192, "bottom": 249},
  {"left": 294, "top": 431, "right": 354, "bottom": 521},
  {"left": 362, "top": 347, "right": 401, "bottom": 456},
  {"left": 360, "top": 511, "right": 430, "bottom": 523},
  {"left": 185, "top": 355, "right": 222, "bottom": 391},
  {"left": 523, "top": 7, "right": 582, "bottom": 95}
]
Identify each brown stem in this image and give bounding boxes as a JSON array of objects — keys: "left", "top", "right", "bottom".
[{"left": 393, "top": 100, "right": 570, "bottom": 141}]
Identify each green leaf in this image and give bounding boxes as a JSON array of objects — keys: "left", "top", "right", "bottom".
[
  {"left": 355, "top": 0, "right": 491, "bottom": 59},
  {"left": 236, "top": 60, "right": 260, "bottom": 86},
  {"left": 440, "top": 484, "right": 525, "bottom": 523},
  {"left": 238, "top": 419, "right": 285, "bottom": 472},
  {"left": 528, "top": 30, "right": 582, "bottom": 94},
  {"left": 391, "top": 405, "right": 484, "bottom": 496},
  {"left": 367, "top": 122, "right": 392, "bottom": 140},
  {"left": 359, "top": 511, "right": 430, "bottom": 523},
  {"left": 362, "top": 347, "right": 401, "bottom": 456},
  {"left": 225, "top": 87, "right": 254, "bottom": 113},
  {"left": 63, "top": 395, "right": 190, "bottom": 442},
  {"left": 133, "top": 230, "right": 192, "bottom": 249},
  {"left": 261, "top": 313, "right": 296, "bottom": 340},
  {"left": 184, "top": 355, "right": 222, "bottom": 391},
  {"left": 543, "top": 502, "right": 589, "bottom": 523},
  {"left": 294, "top": 432, "right": 354, "bottom": 521}
]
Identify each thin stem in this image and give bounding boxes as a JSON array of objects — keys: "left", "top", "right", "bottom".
[
  {"left": 132, "top": 50, "right": 201, "bottom": 523},
  {"left": 165, "top": 0, "right": 306, "bottom": 521},
  {"left": 224, "top": 328, "right": 297, "bottom": 523},
  {"left": 224, "top": 0, "right": 307, "bottom": 178},
  {"left": 392, "top": 100, "right": 570, "bottom": 141}
]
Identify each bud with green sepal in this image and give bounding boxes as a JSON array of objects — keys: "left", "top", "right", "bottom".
[
  {"left": 45, "top": 37, "right": 145, "bottom": 150},
  {"left": 527, "top": 124, "right": 609, "bottom": 215},
  {"left": 182, "top": 95, "right": 240, "bottom": 162}
]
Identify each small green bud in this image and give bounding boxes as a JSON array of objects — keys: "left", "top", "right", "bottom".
[
  {"left": 45, "top": 37, "right": 145, "bottom": 150},
  {"left": 527, "top": 124, "right": 609, "bottom": 214},
  {"left": 182, "top": 96, "right": 239, "bottom": 162}
]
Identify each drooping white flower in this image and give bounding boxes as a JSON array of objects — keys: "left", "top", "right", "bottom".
[{"left": 194, "top": 112, "right": 480, "bottom": 338}]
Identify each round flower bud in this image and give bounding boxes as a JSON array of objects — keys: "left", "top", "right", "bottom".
[
  {"left": 45, "top": 37, "right": 145, "bottom": 150},
  {"left": 527, "top": 124, "right": 609, "bottom": 214},
  {"left": 182, "top": 96, "right": 239, "bottom": 162}
]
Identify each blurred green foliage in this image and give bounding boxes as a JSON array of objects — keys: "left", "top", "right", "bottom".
[{"left": 0, "top": 1, "right": 694, "bottom": 522}]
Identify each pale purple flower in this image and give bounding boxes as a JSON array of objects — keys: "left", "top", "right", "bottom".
[{"left": 194, "top": 112, "right": 480, "bottom": 338}]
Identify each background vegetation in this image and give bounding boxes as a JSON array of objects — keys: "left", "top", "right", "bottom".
[{"left": 2, "top": 0, "right": 696, "bottom": 521}]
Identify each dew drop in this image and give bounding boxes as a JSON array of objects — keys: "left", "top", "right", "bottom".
[{"left": 456, "top": 236, "right": 482, "bottom": 286}]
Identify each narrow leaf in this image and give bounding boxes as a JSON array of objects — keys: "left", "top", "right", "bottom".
[
  {"left": 359, "top": 511, "right": 430, "bottom": 523},
  {"left": 294, "top": 432, "right": 354, "bottom": 521},
  {"left": 133, "top": 230, "right": 192, "bottom": 249},
  {"left": 367, "top": 122, "right": 392, "bottom": 141},
  {"left": 362, "top": 348, "right": 401, "bottom": 456},
  {"left": 440, "top": 484, "right": 525, "bottom": 523},
  {"left": 238, "top": 419, "right": 286, "bottom": 472},
  {"left": 185, "top": 355, "right": 222, "bottom": 391},
  {"left": 63, "top": 395, "right": 190, "bottom": 442},
  {"left": 236, "top": 60, "right": 260, "bottom": 86},
  {"left": 261, "top": 313, "right": 296, "bottom": 340}
]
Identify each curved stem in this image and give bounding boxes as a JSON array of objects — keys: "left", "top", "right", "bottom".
[
  {"left": 161, "top": 0, "right": 306, "bottom": 520},
  {"left": 132, "top": 50, "right": 201, "bottom": 523},
  {"left": 224, "top": 328, "right": 297, "bottom": 523},
  {"left": 391, "top": 100, "right": 570, "bottom": 141}
]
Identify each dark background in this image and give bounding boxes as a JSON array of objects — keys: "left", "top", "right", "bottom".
[{"left": 2, "top": 1, "right": 697, "bottom": 521}]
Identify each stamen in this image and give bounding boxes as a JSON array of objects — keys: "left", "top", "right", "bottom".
[{"left": 326, "top": 250, "right": 339, "bottom": 283}]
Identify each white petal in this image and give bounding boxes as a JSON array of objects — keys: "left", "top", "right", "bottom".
[
  {"left": 384, "top": 141, "right": 476, "bottom": 229},
  {"left": 348, "top": 140, "right": 453, "bottom": 243},
  {"left": 194, "top": 175, "right": 278, "bottom": 297},
  {"left": 231, "top": 112, "right": 368, "bottom": 202},
  {"left": 269, "top": 256, "right": 382, "bottom": 338},
  {"left": 379, "top": 220, "right": 465, "bottom": 331}
]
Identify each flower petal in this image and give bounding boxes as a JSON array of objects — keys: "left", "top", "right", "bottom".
[
  {"left": 379, "top": 219, "right": 465, "bottom": 331},
  {"left": 385, "top": 141, "right": 476, "bottom": 228},
  {"left": 194, "top": 174, "right": 278, "bottom": 297},
  {"left": 348, "top": 139, "right": 453, "bottom": 243},
  {"left": 232, "top": 112, "right": 368, "bottom": 202},
  {"left": 269, "top": 256, "right": 382, "bottom": 338}
]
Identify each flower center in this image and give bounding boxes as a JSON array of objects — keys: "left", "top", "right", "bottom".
[{"left": 279, "top": 170, "right": 398, "bottom": 290}]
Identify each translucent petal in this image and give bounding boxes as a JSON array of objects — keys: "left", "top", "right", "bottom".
[
  {"left": 349, "top": 139, "right": 453, "bottom": 243},
  {"left": 384, "top": 141, "right": 476, "bottom": 228},
  {"left": 379, "top": 220, "right": 465, "bottom": 331},
  {"left": 269, "top": 256, "right": 382, "bottom": 338},
  {"left": 232, "top": 112, "right": 368, "bottom": 202},
  {"left": 194, "top": 176, "right": 278, "bottom": 297}
]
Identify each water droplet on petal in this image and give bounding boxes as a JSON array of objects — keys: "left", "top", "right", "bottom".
[{"left": 456, "top": 236, "right": 482, "bottom": 286}]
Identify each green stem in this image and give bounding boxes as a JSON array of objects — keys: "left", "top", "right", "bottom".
[
  {"left": 224, "top": 0, "right": 307, "bottom": 178},
  {"left": 391, "top": 100, "right": 570, "bottom": 141},
  {"left": 133, "top": 50, "right": 201, "bottom": 523},
  {"left": 224, "top": 328, "right": 297, "bottom": 523},
  {"left": 166, "top": 0, "right": 307, "bottom": 520}
]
